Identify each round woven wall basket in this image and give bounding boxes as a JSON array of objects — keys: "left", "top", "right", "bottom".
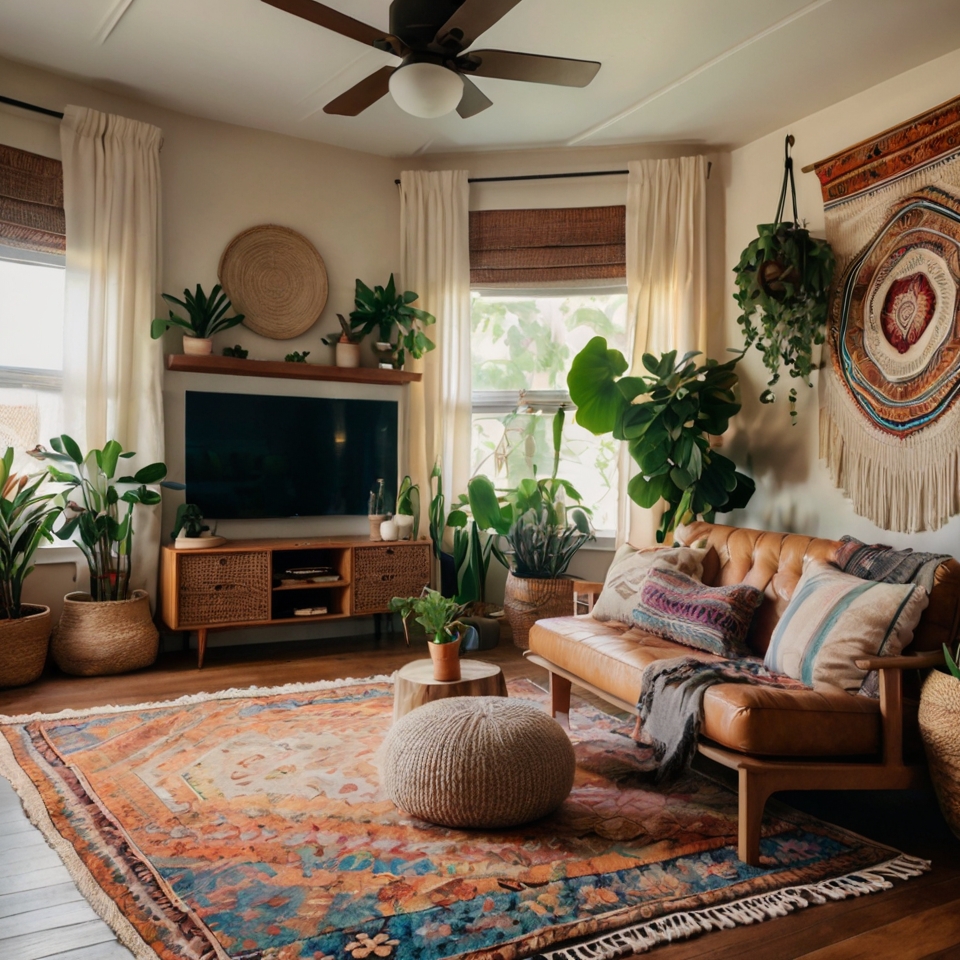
[
  {"left": 920, "top": 669, "right": 960, "bottom": 838},
  {"left": 53, "top": 590, "right": 159, "bottom": 677},
  {"left": 503, "top": 574, "right": 575, "bottom": 650},
  {"left": 218, "top": 224, "right": 328, "bottom": 340},
  {"left": 0, "top": 604, "right": 51, "bottom": 688}
]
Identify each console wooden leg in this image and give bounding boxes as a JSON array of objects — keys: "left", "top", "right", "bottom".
[
  {"left": 738, "top": 767, "right": 769, "bottom": 866},
  {"left": 197, "top": 628, "right": 208, "bottom": 670},
  {"left": 550, "top": 672, "right": 572, "bottom": 723}
]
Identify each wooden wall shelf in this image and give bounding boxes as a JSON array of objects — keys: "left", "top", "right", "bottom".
[{"left": 165, "top": 353, "right": 421, "bottom": 385}]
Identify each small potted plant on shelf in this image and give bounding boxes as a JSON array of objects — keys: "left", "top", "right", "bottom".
[
  {"left": 170, "top": 502, "right": 226, "bottom": 550},
  {"left": 919, "top": 641, "right": 960, "bottom": 838},
  {"left": 395, "top": 475, "right": 420, "bottom": 541},
  {"left": 150, "top": 283, "right": 245, "bottom": 356},
  {"left": 349, "top": 275, "right": 436, "bottom": 369},
  {"left": 285, "top": 351, "right": 310, "bottom": 363},
  {"left": 0, "top": 448, "right": 62, "bottom": 688},
  {"left": 389, "top": 589, "right": 467, "bottom": 682},
  {"left": 322, "top": 314, "right": 363, "bottom": 369},
  {"left": 222, "top": 344, "right": 248, "bottom": 359},
  {"left": 30, "top": 436, "right": 170, "bottom": 677}
]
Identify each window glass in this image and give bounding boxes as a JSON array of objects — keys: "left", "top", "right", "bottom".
[
  {"left": 470, "top": 290, "right": 628, "bottom": 535},
  {"left": 0, "top": 256, "right": 65, "bottom": 371}
]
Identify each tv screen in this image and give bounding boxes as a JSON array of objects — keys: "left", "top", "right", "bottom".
[{"left": 185, "top": 391, "right": 398, "bottom": 519}]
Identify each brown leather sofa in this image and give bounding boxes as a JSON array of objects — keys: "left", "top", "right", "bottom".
[{"left": 525, "top": 522, "right": 960, "bottom": 865}]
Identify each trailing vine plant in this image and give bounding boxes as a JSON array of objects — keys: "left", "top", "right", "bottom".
[{"left": 733, "top": 135, "right": 836, "bottom": 422}]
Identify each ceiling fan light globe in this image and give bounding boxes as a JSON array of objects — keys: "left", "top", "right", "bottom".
[{"left": 389, "top": 61, "right": 464, "bottom": 118}]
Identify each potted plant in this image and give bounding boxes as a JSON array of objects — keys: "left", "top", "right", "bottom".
[
  {"left": 30, "top": 435, "right": 169, "bottom": 676},
  {"left": 150, "top": 283, "right": 245, "bottom": 356},
  {"left": 0, "top": 449, "right": 62, "bottom": 687},
  {"left": 389, "top": 589, "right": 467, "bottom": 682},
  {"left": 465, "top": 409, "right": 593, "bottom": 648},
  {"left": 170, "top": 503, "right": 225, "bottom": 550},
  {"left": 322, "top": 314, "right": 363, "bottom": 369},
  {"left": 568, "top": 337, "right": 755, "bottom": 544},
  {"left": 285, "top": 351, "right": 310, "bottom": 363},
  {"left": 395, "top": 475, "right": 420, "bottom": 541},
  {"left": 919, "top": 642, "right": 960, "bottom": 838},
  {"left": 349, "top": 275, "right": 436, "bottom": 369},
  {"left": 733, "top": 135, "right": 836, "bottom": 422}
]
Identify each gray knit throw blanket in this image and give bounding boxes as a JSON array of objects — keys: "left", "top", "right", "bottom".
[
  {"left": 637, "top": 657, "right": 805, "bottom": 784},
  {"left": 836, "top": 535, "right": 951, "bottom": 593}
]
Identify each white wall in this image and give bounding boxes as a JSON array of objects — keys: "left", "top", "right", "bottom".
[{"left": 722, "top": 46, "right": 960, "bottom": 552}]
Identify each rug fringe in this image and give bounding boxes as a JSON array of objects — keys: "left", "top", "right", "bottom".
[
  {"left": 0, "top": 673, "right": 397, "bottom": 723},
  {"left": 535, "top": 854, "right": 930, "bottom": 959}
]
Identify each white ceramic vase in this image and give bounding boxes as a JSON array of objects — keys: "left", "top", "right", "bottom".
[
  {"left": 183, "top": 336, "right": 213, "bottom": 356},
  {"left": 394, "top": 514, "right": 414, "bottom": 540},
  {"left": 380, "top": 518, "right": 399, "bottom": 541},
  {"left": 336, "top": 341, "right": 360, "bottom": 368}
]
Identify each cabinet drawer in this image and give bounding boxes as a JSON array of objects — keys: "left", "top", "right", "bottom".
[
  {"left": 354, "top": 543, "right": 432, "bottom": 614},
  {"left": 177, "top": 552, "right": 270, "bottom": 626}
]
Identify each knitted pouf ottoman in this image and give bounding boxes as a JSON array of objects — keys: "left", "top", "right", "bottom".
[{"left": 380, "top": 696, "right": 576, "bottom": 829}]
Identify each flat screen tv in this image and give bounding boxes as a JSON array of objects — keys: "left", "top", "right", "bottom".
[{"left": 185, "top": 391, "right": 398, "bottom": 519}]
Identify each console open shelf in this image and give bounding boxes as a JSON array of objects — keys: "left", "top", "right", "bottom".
[{"left": 166, "top": 353, "right": 421, "bottom": 384}]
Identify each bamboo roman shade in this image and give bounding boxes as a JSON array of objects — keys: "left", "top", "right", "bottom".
[
  {"left": 0, "top": 143, "right": 65, "bottom": 255},
  {"left": 469, "top": 205, "right": 625, "bottom": 285}
]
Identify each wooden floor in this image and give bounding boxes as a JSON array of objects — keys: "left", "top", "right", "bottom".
[{"left": 1, "top": 633, "right": 960, "bottom": 960}]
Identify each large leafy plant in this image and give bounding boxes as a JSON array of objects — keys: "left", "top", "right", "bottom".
[
  {"left": 568, "top": 338, "right": 755, "bottom": 543},
  {"left": 30, "top": 436, "right": 169, "bottom": 602},
  {"left": 389, "top": 589, "right": 465, "bottom": 645},
  {"left": 0, "top": 449, "right": 62, "bottom": 620},
  {"left": 150, "top": 284, "right": 244, "bottom": 340},
  {"left": 349, "top": 275, "right": 436, "bottom": 367},
  {"left": 733, "top": 135, "right": 836, "bottom": 421}
]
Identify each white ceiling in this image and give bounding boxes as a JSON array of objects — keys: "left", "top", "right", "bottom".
[{"left": 2, "top": 0, "right": 960, "bottom": 156}]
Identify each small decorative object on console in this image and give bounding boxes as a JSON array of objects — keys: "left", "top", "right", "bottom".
[{"left": 379, "top": 517, "right": 399, "bottom": 541}]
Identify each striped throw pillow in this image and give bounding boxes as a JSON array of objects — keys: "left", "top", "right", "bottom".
[
  {"left": 631, "top": 564, "right": 763, "bottom": 657},
  {"left": 764, "top": 560, "right": 929, "bottom": 695}
]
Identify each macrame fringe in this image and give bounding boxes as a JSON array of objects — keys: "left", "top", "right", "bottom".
[
  {"left": 819, "top": 367, "right": 960, "bottom": 533},
  {"left": 535, "top": 854, "right": 930, "bottom": 960}
]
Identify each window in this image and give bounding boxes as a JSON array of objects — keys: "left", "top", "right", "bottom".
[{"left": 470, "top": 289, "right": 628, "bottom": 536}]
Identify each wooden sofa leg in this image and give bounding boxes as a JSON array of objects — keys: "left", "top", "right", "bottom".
[
  {"left": 738, "top": 766, "right": 771, "bottom": 867},
  {"left": 549, "top": 672, "right": 572, "bottom": 724}
]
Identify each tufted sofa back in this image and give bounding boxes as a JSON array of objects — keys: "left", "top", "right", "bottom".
[{"left": 676, "top": 522, "right": 960, "bottom": 657}]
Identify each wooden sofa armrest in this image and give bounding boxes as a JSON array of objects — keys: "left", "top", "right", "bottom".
[
  {"left": 573, "top": 581, "right": 605, "bottom": 615},
  {"left": 854, "top": 649, "right": 946, "bottom": 671}
]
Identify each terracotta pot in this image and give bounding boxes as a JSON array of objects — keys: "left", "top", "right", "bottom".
[
  {"left": 336, "top": 340, "right": 360, "bottom": 368},
  {"left": 183, "top": 336, "right": 213, "bottom": 355},
  {"left": 503, "top": 574, "right": 575, "bottom": 650},
  {"left": 920, "top": 669, "right": 960, "bottom": 838},
  {"left": 429, "top": 636, "right": 461, "bottom": 682},
  {"left": 0, "top": 605, "right": 51, "bottom": 688},
  {"left": 53, "top": 590, "right": 158, "bottom": 676}
]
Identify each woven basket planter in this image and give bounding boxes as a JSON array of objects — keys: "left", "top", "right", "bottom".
[
  {"left": 0, "top": 605, "right": 51, "bottom": 688},
  {"left": 53, "top": 590, "right": 159, "bottom": 677},
  {"left": 503, "top": 574, "right": 575, "bottom": 650},
  {"left": 919, "top": 669, "right": 960, "bottom": 838}
]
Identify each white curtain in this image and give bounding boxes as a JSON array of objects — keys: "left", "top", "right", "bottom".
[
  {"left": 620, "top": 156, "right": 708, "bottom": 546},
  {"left": 60, "top": 105, "right": 165, "bottom": 598},
  {"left": 399, "top": 170, "right": 472, "bottom": 536}
]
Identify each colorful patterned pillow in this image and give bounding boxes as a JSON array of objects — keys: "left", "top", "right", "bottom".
[
  {"left": 763, "top": 560, "right": 929, "bottom": 695},
  {"left": 592, "top": 545, "right": 707, "bottom": 625},
  {"left": 631, "top": 564, "right": 764, "bottom": 657}
]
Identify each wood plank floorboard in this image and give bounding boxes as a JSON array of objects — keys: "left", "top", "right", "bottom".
[{"left": 0, "top": 632, "right": 959, "bottom": 959}]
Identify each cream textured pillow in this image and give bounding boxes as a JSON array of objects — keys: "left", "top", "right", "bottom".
[
  {"left": 592, "top": 545, "right": 707, "bottom": 625},
  {"left": 763, "top": 560, "right": 929, "bottom": 695}
]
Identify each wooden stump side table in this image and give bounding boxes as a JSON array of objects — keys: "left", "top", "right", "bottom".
[{"left": 393, "top": 659, "right": 507, "bottom": 721}]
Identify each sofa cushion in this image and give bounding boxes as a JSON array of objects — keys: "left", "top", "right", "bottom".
[
  {"left": 528, "top": 615, "right": 881, "bottom": 757},
  {"left": 591, "top": 544, "right": 707, "bottom": 625},
  {"left": 632, "top": 565, "right": 763, "bottom": 657},
  {"left": 764, "top": 560, "right": 929, "bottom": 695}
]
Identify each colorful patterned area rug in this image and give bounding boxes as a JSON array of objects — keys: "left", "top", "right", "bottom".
[{"left": 0, "top": 675, "right": 927, "bottom": 960}]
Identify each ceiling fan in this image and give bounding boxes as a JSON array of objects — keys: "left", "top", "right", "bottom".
[{"left": 261, "top": 0, "right": 601, "bottom": 119}]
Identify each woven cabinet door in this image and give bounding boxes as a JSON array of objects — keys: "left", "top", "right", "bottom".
[
  {"left": 177, "top": 552, "right": 271, "bottom": 626},
  {"left": 354, "top": 544, "right": 432, "bottom": 614}
]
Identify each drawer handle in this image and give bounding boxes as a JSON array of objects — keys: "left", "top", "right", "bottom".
[
  {"left": 385, "top": 548, "right": 395, "bottom": 555},
  {"left": 219, "top": 558, "right": 227, "bottom": 567}
]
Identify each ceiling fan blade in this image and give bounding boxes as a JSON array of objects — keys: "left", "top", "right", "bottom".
[
  {"left": 456, "top": 76, "right": 493, "bottom": 119},
  {"left": 323, "top": 66, "right": 395, "bottom": 116},
  {"left": 465, "top": 50, "right": 600, "bottom": 87},
  {"left": 433, "top": 0, "right": 523, "bottom": 51},
  {"left": 260, "top": 0, "right": 405, "bottom": 54}
]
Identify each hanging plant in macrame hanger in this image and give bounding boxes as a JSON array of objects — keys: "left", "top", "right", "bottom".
[{"left": 733, "top": 135, "right": 836, "bottom": 422}]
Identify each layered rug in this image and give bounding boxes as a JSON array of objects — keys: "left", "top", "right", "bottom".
[{"left": 0, "top": 675, "right": 927, "bottom": 960}]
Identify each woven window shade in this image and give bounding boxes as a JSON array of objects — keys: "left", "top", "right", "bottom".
[
  {"left": 0, "top": 144, "right": 65, "bottom": 255},
  {"left": 470, "top": 205, "right": 625, "bottom": 286}
]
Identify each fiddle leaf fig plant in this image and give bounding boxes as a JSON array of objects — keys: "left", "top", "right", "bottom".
[
  {"left": 733, "top": 135, "right": 836, "bottom": 422},
  {"left": 568, "top": 337, "right": 755, "bottom": 543},
  {"left": 349, "top": 274, "right": 436, "bottom": 368}
]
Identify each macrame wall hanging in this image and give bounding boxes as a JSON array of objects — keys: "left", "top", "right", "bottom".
[{"left": 812, "top": 94, "right": 960, "bottom": 533}]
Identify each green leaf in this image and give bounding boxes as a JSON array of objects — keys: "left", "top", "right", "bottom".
[
  {"left": 133, "top": 462, "right": 167, "bottom": 484},
  {"left": 467, "top": 476, "right": 509, "bottom": 536},
  {"left": 60, "top": 435, "right": 83, "bottom": 465},
  {"left": 628, "top": 472, "right": 670, "bottom": 509},
  {"left": 567, "top": 336, "right": 629, "bottom": 435}
]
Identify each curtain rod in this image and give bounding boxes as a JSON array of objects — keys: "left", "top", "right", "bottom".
[
  {"left": 394, "top": 162, "right": 711, "bottom": 186},
  {"left": 0, "top": 95, "right": 64, "bottom": 119}
]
